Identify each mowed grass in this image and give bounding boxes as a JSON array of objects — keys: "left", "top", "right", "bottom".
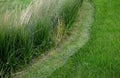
[{"left": 48, "top": 0, "right": 120, "bottom": 78}]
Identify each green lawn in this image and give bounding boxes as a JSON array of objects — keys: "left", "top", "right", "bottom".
[
  {"left": 48, "top": 0, "right": 120, "bottom": 78},
  {"left": 1, "top": 0, "right": 120, "bottom": 77}
]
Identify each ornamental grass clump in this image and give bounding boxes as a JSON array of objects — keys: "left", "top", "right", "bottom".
[{"left": 0, "top": 0, "right": 83, "bottom": 77}]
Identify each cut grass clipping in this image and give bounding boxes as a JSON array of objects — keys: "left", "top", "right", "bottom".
[{"left": 0, "top": 0, "right": 83, "bottom": 77}]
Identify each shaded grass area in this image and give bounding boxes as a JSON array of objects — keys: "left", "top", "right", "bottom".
[
  {"left": 0, "top": 0, "right": 83, "bottom": 77},
  {"left": 48, "top": 0, "right": 120, "bottom": 78}
]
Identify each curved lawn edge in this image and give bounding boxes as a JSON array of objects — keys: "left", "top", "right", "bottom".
[{"left": 14, "top": 0, "right": 94, "bottom": 78}]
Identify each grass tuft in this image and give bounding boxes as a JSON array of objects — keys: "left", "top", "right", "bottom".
[{"left": 0, "top": 0, "right": 83, "bottom": 77}]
